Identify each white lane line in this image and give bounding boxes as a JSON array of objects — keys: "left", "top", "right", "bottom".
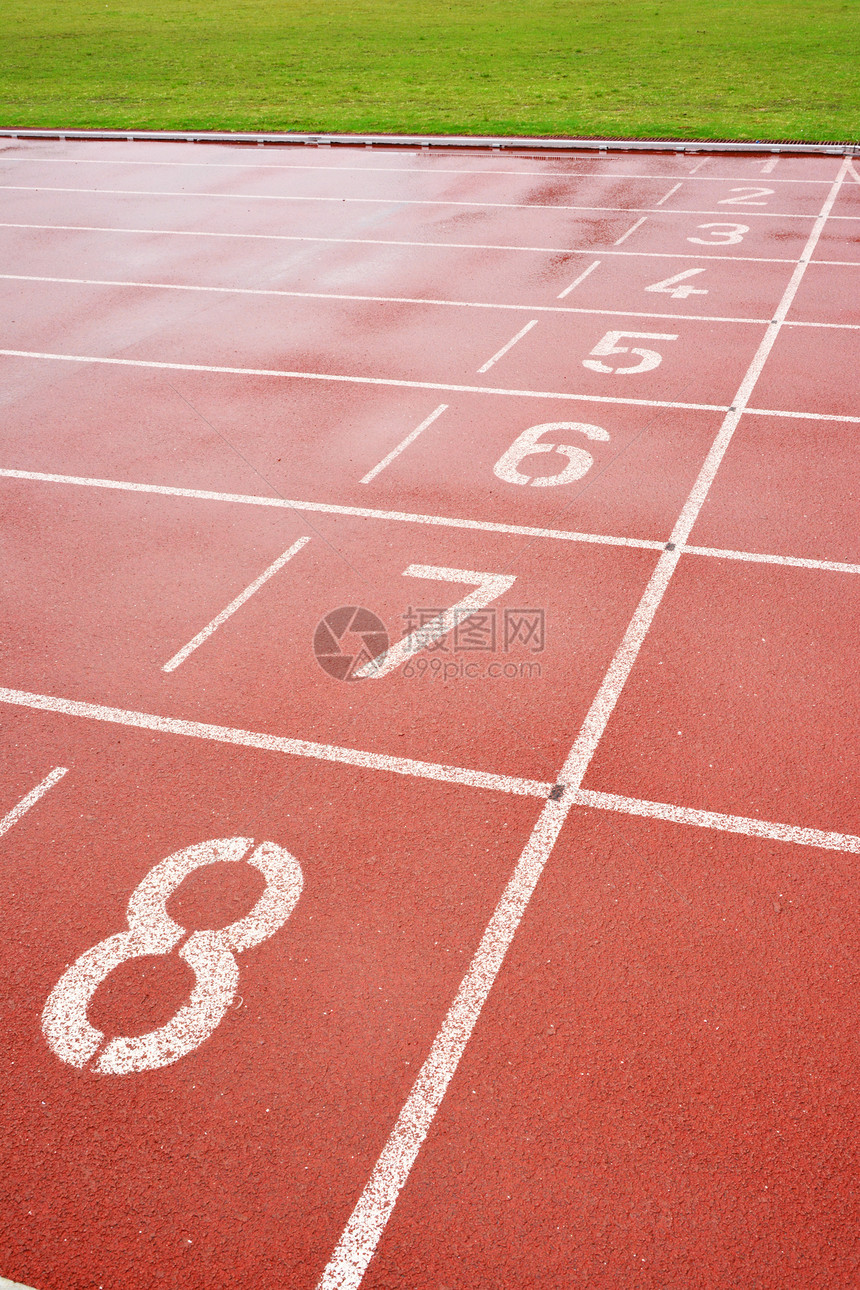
[
  {"left": 162, "top": 536, "right": 311, "bottom": 672},
  {"left": 0, "top": 349, "right": 730, "bottom": 414},
  {"left": 0, "top": 688, "right": 552, "bottom": 798},
  {"left": 0, "top": 467, "right": 666, "bottom": 550},
  {"left": 360, "top": 404, "right": 447, "bottom": 484},
  {"left": 761, "top": 156, "right": 780, "bottom": 175},
  {"left": 0, "top": 272, "right": 773, "bottom": 326},
  {"left": 0, "top": 155, "right": 836, "bottom": 183},
  {"left": 574, "top": 789, "right": 860, "bottom": 852},
  {"left": 0, "top": 183, "right": 830, "bottom": 220},
  {"left": 0, "top": 221, "right": 801, "bottom": 265},
  {"left": 745, "top": 407, "right": 860, "bottom": 424},
  {"left": 5, "top": 468, "right": 860, "bottom": 566},
  {"left": 654, "top": 182, "right": 682, "bottom": 206},
  {"left": 316, "top": 156, "right": 853, "bottom": 1290},
  {"left": 477, "top": 320, "right": 538, "bottom": 373},
  {"left": 683, "top": 544, "right": 860, "bottom": 575},
  {"left": 0, "top": 1276, "right": 41, "bottom": 1290},
  {"left": 0, "top": 767, "right": 68, "bottom": 839},
  {"left": 614, "top": 215, "right": 648, "bottom": 245},
  {"left": 557, "top": 259, "right": 601, "bottom": 298}
]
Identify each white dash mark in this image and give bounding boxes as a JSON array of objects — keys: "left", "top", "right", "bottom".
[
  {"left": 761, "top": 157, "right": 779, "bottom": 174},
  {"left": 477, "top": 320, "right": 538, "bottom": 373},
  {"left": 557, "top": 259, "right": 601, "bottom": 298},
  {"left": 689, "top": 159, "right": 707, "bottom": 174},
  {"left": 360, "top": 404, "right": 447, "bottom": 484},
  {"left": 614, "top": 216, "right": 648, "bottom": 245},
  {"left": 0, "top": 767, "right": 68, "bottom": 839},
  {"left": 162, "top": 537, "right": 310, "bottom": 672},
  {"left": 654, "top": 183, "right": 682, "bottom": 206}
]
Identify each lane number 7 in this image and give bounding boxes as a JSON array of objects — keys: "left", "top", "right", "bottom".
[
  {"left": 355, "top": 566, "right": 516, "bottom": 679},
  {"left": 583, "top": 330, "right": 678, "bottom": 375}
]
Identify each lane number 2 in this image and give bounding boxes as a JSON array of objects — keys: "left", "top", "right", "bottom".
[
  {"left": 718, "top": 187, "right": 774, "bottom": 206},
  {"left": 42, "top": 837, "right": 303, "bottom": 1075},
  {"left": 644, "top": 268, "right": 708, "bottom": 299},
  {"left": 583, "top": 330, "right": 677, "bottom": 375},
  {"left": 494, "top": 421, "right": 610, "bottom": 487}
]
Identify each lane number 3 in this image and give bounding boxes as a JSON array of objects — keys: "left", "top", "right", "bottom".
[{"left": 42, "top": 837, "right": 303, "bottom": 1075}]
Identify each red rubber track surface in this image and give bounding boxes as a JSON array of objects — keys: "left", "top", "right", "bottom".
[{"left": 0, "top": 140, "right": 858, "bottom": 1290}]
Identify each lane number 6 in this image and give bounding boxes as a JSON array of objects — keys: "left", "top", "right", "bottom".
[{"left": 493, "top": 421, "right": 610, "bottom": 487}]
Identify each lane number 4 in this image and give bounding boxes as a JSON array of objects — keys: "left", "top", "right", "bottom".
[{"left": 645, "top": 268, "right": 708, "bottom": 299}]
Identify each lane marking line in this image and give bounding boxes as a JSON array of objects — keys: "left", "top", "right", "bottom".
[
  {"left": 5, "top": 469, "right": 860, "bottom": 569},
  {"left": 745, "top": 407, "right": 860, "bottom": 424},
  {"left": 0, "top": 183, "right": 834, "bottom": 221},
  {"left": 0, "top": 766, "right": 68, "bottom": 839},
  {"left": 761, "top": 157, "right": 779, "bottom": 175},
  {"left": 477, "top": 320, "right": 538, "bottom": 373},
  {"left": 614, "top": 216, "right": 648, "bottom": 245},
  {"left": 162, "top": 535, "right": 311, "bottom": 672},
  {"left": 0, "top": 156, "right": 836, "bottom": 184},
  {"left": 557, "top": 260, "right": 601, "bottom": 298},
  {"left": 0, "top": 688, "right": 552, "bottom": 798},
  {"left": 0, "top": 467, "right": 667, "bottom": 550},
  {"left": 654, "top": 183, "right": 683, "bottom": 206},
  {"left": 683, "top": 545, "right": 860, "bottom": 575},
  {"left": 316, "top": 155, "right": 854, "bottom": 1290},
  {"left": 360, "top": 404, "right": 447, "bottom": 484},
  {"left": 0, "top": 349, "right": 731, "bottom": 414},
  {"left": 0, "top": 222, "right": 803, "bottom": 265},
  {"left": 573, "top": 789, "right": 860, "bottom": 852},
  {"left": 0, "top": 272, "right": 777, "bottom": 327}
]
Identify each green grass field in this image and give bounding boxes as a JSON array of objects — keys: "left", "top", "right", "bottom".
[{"left": 3, "top": 0, "right": 858, "bottom": 143}]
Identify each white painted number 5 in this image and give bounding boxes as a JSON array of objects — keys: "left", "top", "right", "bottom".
[
  {"left": 493, "top": 421, "right": 609, "bottom": 487},
  {"left": 583, "top": 330, "right": 677, "bottom": 375},
  {"left": 42, "top": 837, "right": 303, "bottom": 1074}
]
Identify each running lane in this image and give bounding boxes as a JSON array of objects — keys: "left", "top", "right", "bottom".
[{"left": 0, "top": 138, "right": 857, "bottom": 1290}]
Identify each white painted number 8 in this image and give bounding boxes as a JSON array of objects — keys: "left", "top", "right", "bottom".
[
  {"left": 493, "top": 421, "right": 610, "bottom": 487},
  {"left": 42, "top": 837, "right": 303, "bottom": 1075}
]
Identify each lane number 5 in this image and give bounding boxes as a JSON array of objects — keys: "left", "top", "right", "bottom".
[{"left": 583, "top": 330, "right": 677, "bottom": 375}]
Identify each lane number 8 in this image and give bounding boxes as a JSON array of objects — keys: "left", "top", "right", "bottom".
[{"left": 42, "top": 837, "right": 303, "bottom": 1075}]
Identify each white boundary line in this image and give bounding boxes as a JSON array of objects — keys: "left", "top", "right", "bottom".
[
  {"left": 3, "top": 272, "right": 858, "bottom": 331},
  {"left": 0, "top": 766, "right": 68, "bottom": 839},
  {"left": 0, "top": 183, "right": 842, "bottom": 221},
  {"left": 0, "top": 155, "right": 842, "bottom": 183},
  {"left": 0, "top": 688, "right": 552, "bottom": 798},
  {"left": 614, "top": 216, "right": 648, "bottom": 244},
  {"left": 315, "top": 156, "right": 853, "bottom": 1290},
  {"left": 572, "top": 789, "right": 860, "bottom": 852},
  {"left": 3, "top": 469, "right": 860, "bottom": 570},
  {"left": 0, "top": 272, "right": 775, "bottom": 327},
  {"left": 744, "top": 407, "right": 860, "bottom": 424},
  {"left": 477, "top": 320, "right": 538, "bottom": 373},
  {"left": 557, "top": 260, "right": 601, "bottom": 298},
  {"left": 360, "top": 404, "right": 448, "bottom": 484},
  {"left": 654, "top": 183, "right": 683, "bottom": 206},
  {"left": 162, "top": 536, "right": 311, "bottom": 671},
  {"left": 0, "top": 222, "right": 804, "bottom": 265},
  {"left": 0, "top": 349, "right": 730, "bottom": 414}
]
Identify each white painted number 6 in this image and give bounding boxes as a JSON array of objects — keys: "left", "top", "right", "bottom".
[
  {"left": 493, "top": 421, "right": 609, "bottom": 487},
  {"left": 42, "top": 837, "right": 303, "bottom": 1075}
]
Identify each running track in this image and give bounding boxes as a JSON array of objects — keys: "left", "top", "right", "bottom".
[{"left": 1, "top": 138, "right": 859, "bottom": 1290}]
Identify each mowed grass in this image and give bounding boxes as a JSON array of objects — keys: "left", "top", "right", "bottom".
[{"left": 3, "top": 0, "right": 858, "bottom": 142}]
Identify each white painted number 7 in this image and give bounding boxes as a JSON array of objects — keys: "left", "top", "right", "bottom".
[
  {"left": 355, "top": 566, "right": 516, "bottom": 679},
  {"left": 583, "top": 330, "right": 677, "bottom": 375}
]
